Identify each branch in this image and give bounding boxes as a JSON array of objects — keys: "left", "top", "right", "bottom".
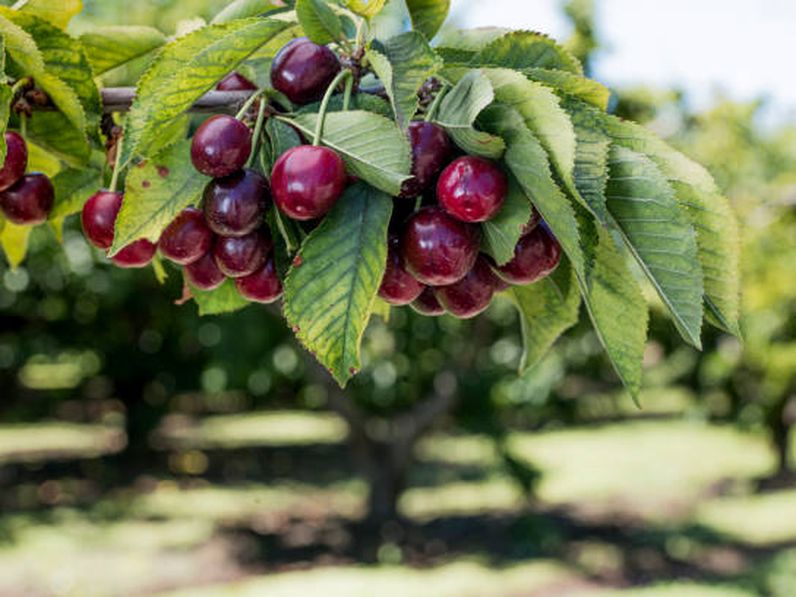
[{"left": 102, "top": 88, "right": 254, "bottom": 114}]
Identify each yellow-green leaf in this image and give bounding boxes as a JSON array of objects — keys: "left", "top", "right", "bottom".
[
  {"left": 0, "top": 219, "right": 32, "bottom": 269},
  {"left": 18, "top": 0, "right": 82, "bottom": 30},
  {"left": 80, "top": 26, "right": 166, "bottom": 76},
  {"left": 405, "top": 0, "right": 450, "bottom": 40}
]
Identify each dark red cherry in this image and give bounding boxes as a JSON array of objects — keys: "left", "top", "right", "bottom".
[
  {"left": 111, "top": 239, "right": 157, "bottom": 269},
  {"left": 0, "top": 173, "right": 54, "bottom": 225},
  {"left": 437, "top": 156, "right": 508, "bottom": 223},
  {"left": 400, "top": 122, "right": 453, "bottom": 198},
  {"left": 203, "top": 168, "right": 269, "bottom": 236},
  {"left": 435, "top": 256, "right": 496, "bottom": 319},
  {"left": 216, "top": 72, "right": 257, "bottom": 91},
  {"left": 236, "top": 254, "right": 283, "bottom": 304},
  {"left": 0, "top": 131, "right": 28, "bottom": 192},
  {"left": 378, "top": 235, "right": 425, "bottom": 306},
  {"left": 270, "top": 37, "right": 341, "bottom": 105},
  {"left": 159, "top": 207, "right": 213, "bottom": 265},
  {"left": 401, "top": 207, "right": 480, "bottom": 286},
  {"left": 81, "top": 190, "right": 122, "bottom": 250},
  {"left": 190, "top": 115, "right": 252, "bottom": 178},
  {"left": 492, "top": 225, "right": 562, "bottom": 285},
  {"left": 271, "top": 145, "right": 346, "bottom": 220},
  {"left": 185, "top": 251, "right": 225, "bottom": 291},
  {"left": 213, "top": 230, "right": 271, "bottom": 278},
  {"left": 411, "top": 287, "right": 445, "bottom": 317}
]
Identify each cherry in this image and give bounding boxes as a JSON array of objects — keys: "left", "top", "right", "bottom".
[
  {"left": 185, "top": 251, "right": 225, "bottom": 291},
  {"left": 81, "top": 190, "right": 123, "bottom": 249},
  {"left": 159, "top": 207, "right": 214, "bottom": 265},
  {"left": 0, "top": 131, "right": 28, "bottom": 192},
  {"left": 0, "top": 173, "right": 54, "bottom": 225},
  {"left": 213, "top": 230, "right": 271, "bottom": 278},
  {"left": 378, "top": 235, "right": 425, "bottom": 306},
  {"left": 203, "top": 168, "right": 269, "bottom": 236},
  {"left": 435, "top": 256, "right": 496, "bottom": 319},
  {"left": 111, "top": 239, "right": 157, "bottom": 269},
  {"left": 401, "top": 207, "right": 480, "bottom": 286},
  {"left": 236, "top": 254, "right": 283, "bottom": 304},
  {"left": 491, "top": 224, "right": 562, "bottom": 285},
  {"left": 271, "top": 145, "right": 347, "bottom": 220},
  {"left": 411, "top": 287, "right": 445, "bottom": 317},
  {"left": 437, "top": 156, "right": 508, "bottom": 223},
  {"left": 400, "top": 122, "right": 453, "bottom": 198},
  {"left": 271, "top": 37, "right": 341, "bottom": 105},
  {"left": 216, "top": 72, "right": 257, "bottom": 91},
  {"left": 190, "top": 115, "right": 252, "bottom": 178}
]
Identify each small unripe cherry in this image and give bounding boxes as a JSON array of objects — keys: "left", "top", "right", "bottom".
[
  {"left": 0, "top": 173, "right": 54, "bottom": 225},
  {"left": 437, "top": 156, "right": 508, "bottom": 222},
  {"left": 271, "top": 145, "right": 346, "bottom": 220},
  {"left": 236, "top": 254, "right": 283, "bottom": 304},
  {"left": 411, "top": 287, "right": 445, "bottom": 317},
  {"left": 0, "top": 131, "right": 28, "bottom": 192},
  {"left": 185, "top": 251, "right": 225, "bottom": 291},
  {"left": 111, "top": 239, "right": 157, "bottom": 269},
  {"left": 81, "top": 190, "right": 123, "bottom": 250},
  {"left": 492, "top": 224, "right": 562, "bottom": 285},
  {"left": 190, "top": 115, "right": 252, "bottom": 178},
  {"left": 378, "top": 235, "right": 425, "bottom": 306},
  {"left": 159, "top": 207, "right": 214, "bottom": 265}
]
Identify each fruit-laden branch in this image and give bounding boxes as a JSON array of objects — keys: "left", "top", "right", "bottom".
[{"left": 101, "top": 88, "right": 254, "bottom": 114}]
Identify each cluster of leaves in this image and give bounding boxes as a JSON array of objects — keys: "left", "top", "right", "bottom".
[{"left": 0, "top": 0, "right": 740, "bottom": 400}]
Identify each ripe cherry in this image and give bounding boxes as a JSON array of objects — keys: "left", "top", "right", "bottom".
[
  {"left": 216, "top": 72, "right": 257, "bottom": 91},
  {"left": 203, "top": 169, "right": 269, "bottom": 236},
  {"left": 159, "top": 207, "right": 214, "bottom": 265},
  {"left": 0, "top": 131, "right": 28, "bottom": 192},
  {"left": 401, "top": 207, "right": 480, "bottom": 286},
  {"left": 271, "top": 37, "right": 341, "bottom": 105},
  {"left": 190, "top": 115, "right": 252, "bottom": 178},
  {"left": 271, "top": 145, "right": 346, "bottom": 220},
  {"left": 185, "top": 251, "right": 225, "bottom": 291},
  {"left": 400, "top": 122, "right": 453, "bottom": 198},
  {"left": 378, "top": 235, "right": 425, "bottom": 306},
  {"left": 492, "top": 224, "right": 562, "bottom": 285},
  {"left": 0, "top": 173, "right": 54, "bottom": 225},
  {"left": 435, "top": 256, "right": 496, "bottom": 319},
  {"left": 111, "top": 239, "right": 157, "bottom": 269},
  {"left": 213, "top": 230, "right": 271, "bottom": 278},
  {"left": 411, "top": 287, "right": 445, "bottom": 317},
  {"left": 437, "top": 156, "right": 508, "bottom": 223},
  {"left": 81, "top": 190, "right": 123, "bottom": 250},
  {"left": 236, "top": 254, "right": 283, "bottom": 304}
]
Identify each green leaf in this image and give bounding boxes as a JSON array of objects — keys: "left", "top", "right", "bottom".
[
  {"left": 296, "top": 0, "right": 343, "bottom": 45},
  {"left": 367, "top": 31, "right": 442, "bottom": 129},
  {"left": 435, "top": 69, "right": 505, "bottom": 159},
  {"left": 346, "top": 0, "right": 387, "bottom": 18},
  {"left": 212, "top": 0, "right": 286, "bottom": 23},
  {"left": 481, "top": 104, "right": 584, "bottom": 278},
  {"left": 0, "top": 219, "right": 32, "bottom": 269},
  {"left": 17, "top": 0, "right": 82, "bottom": 30},
  {"left": 605, "top": 146, "right": 704, "bottom": 348},
  {"left": 475, "top": 31, "right": 582, "bottom": 74},
  {"left": 481, "top": 175, "right": 531, "bottom": 265},
  {"left": 265, "top": 117, "right": 302, "bottom": 169},
  {"left": 524, "top": 68, "right": 610, "bottom": 110},
  {"left": 580, "top": 225, "right": 649, "bottom": 400},
  {"left": 190, "top": 279, "right": 251, "bottom": 316},
  {"left": 0, "top": 12, "right": 46, "bottom": 75},
  {"left": 80, "top": 26, "right": 167, "bottom": 76},
  {"left": 405, "top": 0, "right": 450, "bottom": 40},
  {"left": 284, "top": 183, "right": 392, "bottom": 386},
  {"left": 123, "top": 17, "right": 291, "bottom": 160},
  {"left": 435, "top": 27, "right": 508, "bottom": 62},
  {"left": 26, "top": 111, "right": 91, "bottom": 166},
  {"left": 596, "top": 111, "right": 741, "bottom": 336},
  {"left": 511, "top": 259, "right": 580, "bottom": 371},
  {"left": 110, "top": 139, "right": 209, "bottom": 255},
  {"left": 288, "top": 111, "right": 411, "bottom": 195}
]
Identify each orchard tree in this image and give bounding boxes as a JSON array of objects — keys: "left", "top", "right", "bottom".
[{"left": 0, "top": 0, "right": 741, "bottom": 520}]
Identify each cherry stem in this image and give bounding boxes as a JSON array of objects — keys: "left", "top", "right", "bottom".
[
  {"left": 342, "top": 74, "right": 354, "bottom": 111},
  {"left": 246, "top": 97, "right": 269, "bottom": 168},
  {"left": 234, "top": 88, "right": 266, "bottom": 120},
  {"left": 313, "top": 69, "right": 353, "bottom": 146},
  {"left": 19, "top": 114, "right": 27, "bottom": 138},
  {"left": 272, "top": 206, "right": 295, "bottom": 254},
  {"left": 109, "top": 133, "right": 124, "bottom": 193},
  {"left": 424, "top": 85, "right": 449, "bottom": 122}
]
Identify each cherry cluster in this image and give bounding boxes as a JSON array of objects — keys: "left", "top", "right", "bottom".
[{"left": 0, "top": 131, "right": 54, "bottom": 226}]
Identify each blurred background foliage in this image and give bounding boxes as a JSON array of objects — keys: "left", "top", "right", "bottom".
[{"left": 0, "top": 0, "right": 794, "bottom": 595}]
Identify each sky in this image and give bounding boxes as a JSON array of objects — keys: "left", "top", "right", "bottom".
[{"left": 449, "top": 0, "right": 796, "bottom": 123}]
